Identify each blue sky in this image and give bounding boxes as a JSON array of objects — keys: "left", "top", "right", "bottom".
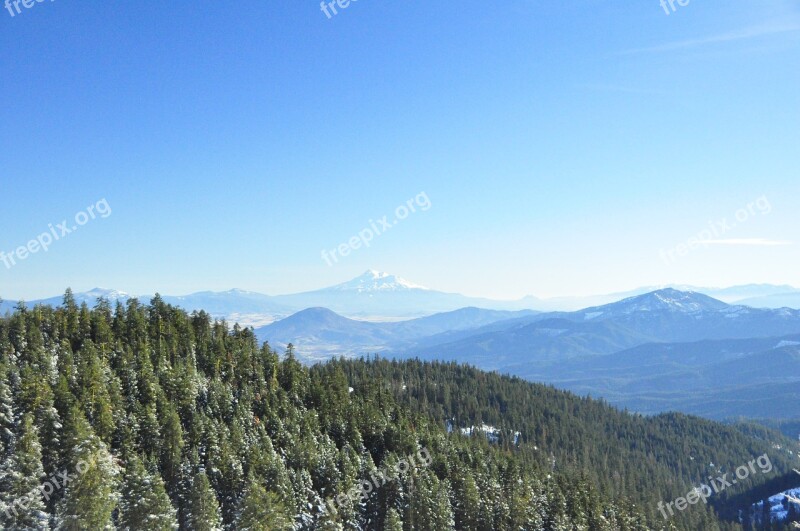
[{"left": 1, "top": 0, "right": 799, "bottom": 300}]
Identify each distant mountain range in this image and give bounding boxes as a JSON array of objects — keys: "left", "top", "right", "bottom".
[
  {"left": 3, "top": 271, "right": 800, "bottom": 322},
  {"left": 0, "top": 270, "right": 541, "bottom": 322},
  {"left": 365, "top": 288, "right": 800, "bottom": 356},
  {"left": 254, "top": 288, "right": 800, "bottom": 419},
  {"left": 408, "top": 288, "right": 800, "bottom": 366}
]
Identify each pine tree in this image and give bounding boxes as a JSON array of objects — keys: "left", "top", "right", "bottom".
[
  {"left": 53, "top": 411, "right": 119, "bottom": 531},
  {"left": 159, "top": 406, "right": 184, "bottom": 497},
  {"left": 185, "top": 470, "right": 223, "bottom": 531},
  {"left": 235, "top": 478, "right": 294, "bottom": 531},
  {"left": 451, "top": 468, "right": 480, "bottom": 530},
  {"left": 407, "top": 471, "right": 455, "bottom": 530},
  {"left": 76, "top": 342, "right": 115, "bottom": 444},
  {"left": 0, "top": 413, "right": 50, "bottom": 530},
  {"left": 0, "top": 362, "right": 16, "bottom": 457},
  {"left": 61, "top": 290, "right": 79, "bottom": 350},
  {"left": 118, "top": 453, "right": 178, "bottom": 530},
  {"left": 33, "top": 386, "right": 62, "bottom": 484},
  {"left": 384, "top": 507, "right": 403, "bottom": 531},
  {"left": 314, "top": 508, "right": 345, "bottom": 531},
  {"left": 278, "top": 344, "right": 308, "bottom": 398}
]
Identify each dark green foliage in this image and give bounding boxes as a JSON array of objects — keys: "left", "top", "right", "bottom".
[
  {"left": 185, "top": 470, "right": 223, "bottom": 531},
  {"left": 236, "top": 478, "right": 293, "bottom": 530},
  {"left": 118, "top": 453, "right": 178, "bottom": 530},
  {"left": 53, "top": 408, "right": 119, "bottom": 530},
  {"left": 0, "top": 413, "right": 49, "bottom": 530},
  {"left": 0, "top": 293, "right": 797, "bottom": 530}
]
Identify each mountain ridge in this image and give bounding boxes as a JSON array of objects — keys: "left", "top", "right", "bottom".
[{"left": 4, "top": 272, "right": 799, "bottom": 320}]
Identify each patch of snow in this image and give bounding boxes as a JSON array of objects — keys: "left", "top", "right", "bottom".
[
  {"left": 461, "top": 424, "right": 501, "bottom": 443},
  {"left": 776, "top": 340, "right": 800, "bottom": 349},
  {"left": 535, "top": 328, "right": 568, "bottom": 337},
  {"left": 459, "top": 423, "right": 521, "bottom": 445},
  {"left": 328, "top": 270, "right": 429, "bottom": 292},
  {"left": 753, "top": 487, "right": 800, "bottom": 524},
  {"left": 83, "top": 288, "right": 131, "bottom": 300}
]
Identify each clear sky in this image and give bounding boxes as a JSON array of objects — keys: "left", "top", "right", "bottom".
[{"left": 1, "top": 0, "right": 799, "bottom": 301}]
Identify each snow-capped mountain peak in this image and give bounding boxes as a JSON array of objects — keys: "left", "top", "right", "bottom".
[
  {"left": 595, "top": 288, "right": 729, "bottom": 315},
  {"left": 83, "top": 288, "right": 131, "bottom": 300},
  {"left": 224, "top": 288, "right": 263, "bottom": 296},
  {"left": 326, "top": 270, "right": 429, "bottom": 293}
]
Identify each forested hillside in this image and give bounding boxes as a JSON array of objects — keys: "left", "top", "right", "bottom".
[{"left": 0, "top": 292, "right": 797, "bottom": 530}]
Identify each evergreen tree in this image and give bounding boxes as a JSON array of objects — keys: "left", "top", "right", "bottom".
[
  {"left": 185, "top": 470, "right": 223, "bottom": 531},
  {"left": 118, "top": 453, "right": 178, "bottom": 530},
  {"left": 407, "top": 471, "right": 455, "bottom": 530},
  {"left": 235, "top": 478, "right": 293, "bottom": 531},
  {"left": 451, "top": 468, "right": 480, "bottom": 530},
  {"left": 383, "top": 507, "right": 403, "bottom": 531},
  {"left": 159, "top": 406, "right": 184, "bottom": 496},
  {"left": 53, "top": 411, "right": 119, "bottom": 531},
  {"left": 314, "top": 509, "right": 345, "bottom": 531},
  {"left": 76, "top": 342, "right": 115, "bottom": 444},
  {"left": 33, "top": 387, "right": 62, "bottom": 484},
  {"left": 0, "top": 362, "right": 16, "bottom": 457},
  {"left": 0, "top": 414, "right": 49, "bottom": 530}
]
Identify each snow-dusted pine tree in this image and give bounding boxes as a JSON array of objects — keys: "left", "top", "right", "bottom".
[
  {"left": 383, "top": 507, "right": 403, "bottom": 531},
  {"left": 0, "top": 363, "right": 16, "bottom": 458},
  {"left": 117, "top": 453, "right": 178, "bottom": 531},
  {"left": 185, "top": 470, "right": 223, "bottom": 531},
  {"left": 235, "top": 477, "right": 293, "bottom": 531},
  {"left": 0, "top": 413, "right": 50, "bottom": 530},
  {"left": 53, "top": 408, "right": 119, "bottom": 531}
]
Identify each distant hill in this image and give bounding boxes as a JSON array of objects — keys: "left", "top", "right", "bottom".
[
  {"left": 255, "top": 306, "right": 537, "bottom": 362},
  {"left": 408, "top": 289, "right": 800, "bottom": 366},
  {"left": 738, "top": 292, "right": 800, "bottom": 309},
  {"left": 524, "top": 334, "right": 800, "bottom": 419}
]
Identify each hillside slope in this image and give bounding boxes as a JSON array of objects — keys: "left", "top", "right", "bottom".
[{"left": 2, "top": 295, "right": 799, "bottom": 529}]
